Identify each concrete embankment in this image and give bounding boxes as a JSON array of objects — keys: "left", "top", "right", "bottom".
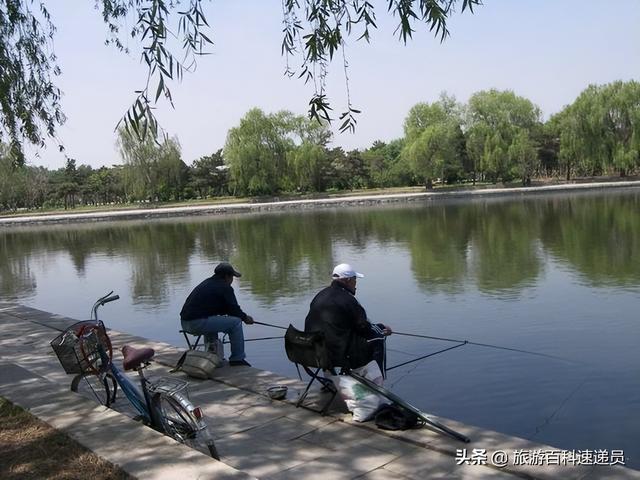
[
  {"left": 1, "top": 180, "right": 639, "bottom": 226},
  {"left": 1, "top": 304, "right": 638, "bottom": 479}
]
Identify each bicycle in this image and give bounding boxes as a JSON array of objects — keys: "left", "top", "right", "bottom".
[{"left": 51, "top": 292, "right": 219, "bottom": 459}]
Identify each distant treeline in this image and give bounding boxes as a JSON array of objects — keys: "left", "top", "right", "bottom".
[{"left": 1, "top": 80, "right": 638, "bottom": 212}]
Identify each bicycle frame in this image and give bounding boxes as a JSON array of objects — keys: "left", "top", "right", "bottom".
[
  {"left": 96, "top": 343, "right": 157, "bottom": 424},
  {"left": 89, "top": 292, "right": 162, "bottom": 428}
]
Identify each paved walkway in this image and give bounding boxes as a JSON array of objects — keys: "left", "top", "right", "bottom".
[
  {"left": 1, "top": 180, "right": 639, "bottom": 226},
  {"left": 1, "top": 304, "right": 638, "bottom": 479}
]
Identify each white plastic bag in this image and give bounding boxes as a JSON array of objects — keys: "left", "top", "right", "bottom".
[{"left": 339, "top": 361, "right": 385, "bottom": 422}]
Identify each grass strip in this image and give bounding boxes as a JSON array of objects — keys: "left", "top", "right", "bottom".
[{"left": 0, "top": 397, "right": 134, "bottom": 480}]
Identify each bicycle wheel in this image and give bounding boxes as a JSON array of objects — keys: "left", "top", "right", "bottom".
[
  {"left": 70, "top": 373, "right": 117, "bottom": 407},
  {"left": 152, "top": 392, "right": 219, "bottom": 460}
]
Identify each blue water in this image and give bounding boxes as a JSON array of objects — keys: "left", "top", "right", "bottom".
[{"left": 1, "top": 188, "right": 639, "bottom": 468}]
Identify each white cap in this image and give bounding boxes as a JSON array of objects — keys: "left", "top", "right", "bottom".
[{"left": 332, "top": 263, "right": 364, "bottom": 279}]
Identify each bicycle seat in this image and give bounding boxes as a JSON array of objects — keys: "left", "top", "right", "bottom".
[{"left": 122, "top": 345, "right": 155, "bottom": 370}]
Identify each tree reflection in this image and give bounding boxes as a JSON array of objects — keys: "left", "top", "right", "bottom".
[
  {"left": 361, "top": 205, "right": 473, "bottom": 294},
  {"left": 468, "top": 200, "right": 542, "bottom": 294},
  {"left": 125, "top": 222, "right": 197, "bottom": 305},
  {"left": 0, "top": 233, "right": 36, "bottom": 300},
  {"left": 539, "top": 191, "right": 640, "bottom": 287},
  {"left": 228, "top": 212, "right": 336, "bottom": 302},
  {"left": 0, "top": 190, "right": 639, "bottom": 304}
]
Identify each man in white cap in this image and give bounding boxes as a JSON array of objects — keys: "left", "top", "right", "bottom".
[
  {"left": 180, "top": 262, "right": 255, "bottom": 367},
  {"left": 304, "top": 263, "right": 392, "bottom": 371}
]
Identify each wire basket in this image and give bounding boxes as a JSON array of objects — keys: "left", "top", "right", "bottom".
[
  {"left": 50, "top": 321, "right": 111, "bottom": 375},
  {"left": 147, "top": 376, "right": 189, "bottom": 397}
]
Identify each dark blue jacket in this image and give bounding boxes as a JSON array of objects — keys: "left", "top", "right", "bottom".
[{"left": 180, "top": 275, "right": 247, "bottom": 322}]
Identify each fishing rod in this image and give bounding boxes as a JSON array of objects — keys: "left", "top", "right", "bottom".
[
  {"left": 253, "top": 320, "right": 288, "bottom": 330},
  {"left": 392, "top": 331, "right": 575, "bottom": 363},
  {"left": 386, "top": 342, "right": 467, "bottom": 371},
  {"left": 221, "top": 321, "right": 288, "bottom": 344},
  {"left": 222, "top": 335, "right": 283, "bottom": 344}
]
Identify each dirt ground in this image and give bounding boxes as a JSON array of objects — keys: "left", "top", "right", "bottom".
[{"left": 0, "top": 397, "right": 134, "bottom": 480}]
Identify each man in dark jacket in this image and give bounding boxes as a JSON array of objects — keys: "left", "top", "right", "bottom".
[
  {"left": 180, "top": 262, "right": 254, "bottom": 366},
  {"left": 305, "top": 263, "right": 392, "bottom": 370}
]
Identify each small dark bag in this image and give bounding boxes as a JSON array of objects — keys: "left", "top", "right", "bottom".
[
  {"left": 284, "top": 325, "right": 332, "bottom": 370},
  {"left": 374, "top": 404, "right": 420, "bottom": 431}
]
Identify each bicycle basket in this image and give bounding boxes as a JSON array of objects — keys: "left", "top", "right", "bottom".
[{"left": 50, "top": 320, "right": 112, "bottom": 374}]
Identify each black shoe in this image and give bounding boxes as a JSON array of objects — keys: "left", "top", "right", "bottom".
[{"left": 229, "top": 359, "right": 252, "bottom": 367}]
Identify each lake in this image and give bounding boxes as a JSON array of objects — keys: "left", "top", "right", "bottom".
[{"left": 1, "top": 187, "right": 639, "bottom": 468}]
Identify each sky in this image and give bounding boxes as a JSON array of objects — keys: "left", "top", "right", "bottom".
[{"left": 30, "top": 0, "right": 640, "bottom": 170}]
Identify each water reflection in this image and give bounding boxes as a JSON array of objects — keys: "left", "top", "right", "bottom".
[
  {"left": 231, "top": 213, "right": 335, "bottom": 302},
  {"left": 538, "top": 192, "right": 640, "bottom": 287},
  {"left": 1, "top": 189, "right": 640, "bottom": 302},
  {"left": 468, "top": 201, "right": 542, "bottom": 294}
]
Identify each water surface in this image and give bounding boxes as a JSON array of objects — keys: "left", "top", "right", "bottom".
[{"left": 1, "top": 188, "right": 639, "bottom": 467}]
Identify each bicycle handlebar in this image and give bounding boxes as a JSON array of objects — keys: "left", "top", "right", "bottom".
[
  {"left": 101, "top": 295, "right": 120, "bottom": 305},
  {"left": 91, "top": 291, "right": 119, "bottom": 320}
]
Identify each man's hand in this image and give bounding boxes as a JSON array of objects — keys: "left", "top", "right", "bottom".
[
  {"left": 243, "top": 315, "right": 255, "bottom": 325},
  {"left": 382, "top": 325, "right": 393, "bottom": 336}
]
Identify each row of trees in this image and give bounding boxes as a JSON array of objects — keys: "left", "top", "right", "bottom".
[
  {"left": 223, "top": 80, "right": 640, "bottom": 194},
  {"left": 1, "top": 81, "right": 639, "bottom": 212}
]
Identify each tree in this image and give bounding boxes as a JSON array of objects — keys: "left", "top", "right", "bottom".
[
  {"left": 281, "top": 1, "right": 480, "bottom": 131},
  {"left": 537, "top": 119, "right": 561, "bottom": 178},
  {"left": 361, "top": 144, "right": 387, "bottom": 188},
  {"left": 606, "top": 81, "right": 640, "bottom": 176},
  {"left": 1, "top": 1, "right": 479, "bottom": 164},
  {"left": 363, "top": 139, "right": 414, "bottom": 188},
  {"left": 0, "top": 1, "right": 211, "bottom": 164},
  {"left": 117, "top": 128, "right": 185, "bottom": 201},
  {"left": 190, "top": 150, "right": 229, "bottom": 198},
  {"left": 289, "top": 143, "right": 328, "bottom": 192},
  {"left": 508, "top": 130, "right": 538, "bottom": 186},
  {"left": 466, "top": 90, "right": 542, "bottom": 184},
  {"left": 406, "top": 122, "right": 463, "bottom": 188},
  {"left": 557, "top": 81, "right": 640, "bottom": 178},
  {"left": 224, "top": 108, "right": 294, "bottom": 196},
  {"left": 327, "top": 148, "right": 370, "bottom": 190},
  {"left": 59, "top": 158, "right": 80, "bottom": 209},
  {"left": 22, "top": 165, "right": 49, "bottom": 209},
  {"left": 0, "top": 145, "right": 26, "bottom": 211},
  {"left": 225, "top": 108, "right": 330, "bottom": 195},
  {"left": 402, "top": 95, "right": 466, "bottom": 189},
  {"left": 83, "top": 166, "right": 124, "bottom": 205}
]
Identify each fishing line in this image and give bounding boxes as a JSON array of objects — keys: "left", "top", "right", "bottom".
[
  {"left": 393, "top": 331, "right": 576, "bottom": 363},
  {"left": 386, "top": 346, "right": 421, "bottom": 357},
  {"left": 388, "top": 356, "right": 422, "bottom": 389},
  {"left": 220, "top": 320, "right": 287, "bottom": 344},
  {"left": 528, "top": 376, "right": 589, "bottom": 441}
]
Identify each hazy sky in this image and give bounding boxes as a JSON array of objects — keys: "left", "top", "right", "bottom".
[{"left": 32, "top": 0, "right": 640, "bottom": 169}]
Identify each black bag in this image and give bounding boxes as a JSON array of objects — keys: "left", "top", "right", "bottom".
[
  {"left": 374, "top": 403, "right": 420, "bottom": 431},
  {"left": 284, "top": 325, "right": 332, "bottom": 370}
]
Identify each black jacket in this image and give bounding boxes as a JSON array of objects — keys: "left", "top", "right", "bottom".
[
  {"left": 304, "top": 280, "right": 373, "bottom": 369},
  {"left": 180, "top": 275, "right": 247, "bottom": 322}
]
